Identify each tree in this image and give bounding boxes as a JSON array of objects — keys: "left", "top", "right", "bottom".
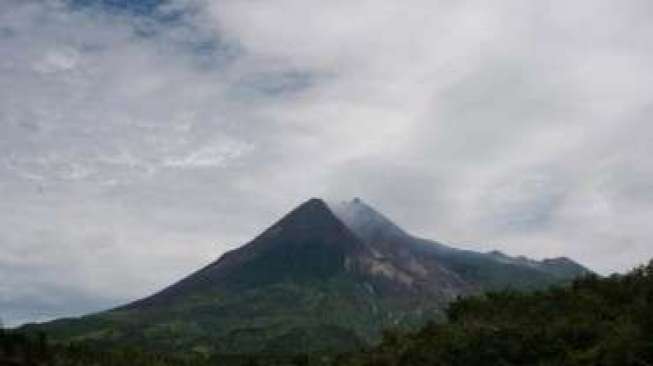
[{"left": 292, "top": 354, "right": 309, "bottom": 366}]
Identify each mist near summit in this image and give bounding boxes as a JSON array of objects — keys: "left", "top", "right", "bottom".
[{"left": 2, "top": 0, "right": 653, "bottom": 326}]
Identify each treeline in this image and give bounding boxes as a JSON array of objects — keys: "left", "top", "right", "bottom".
[
  {"left": 339, "top": 260, "right": 653, "bottom": 366},
  {"left": 0, "top": 330, "right": 200, "bottom": 366},
  {"left": 0, "top": 331, "right": 49, "bottom": 366},
  {"left": 0, "top": 330, "right": 319, "bottom": 366}
]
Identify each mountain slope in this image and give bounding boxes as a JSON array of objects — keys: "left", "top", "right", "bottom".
[
  {"left": 26, "top": 198, "right": 590, "bottom": 355},
  {"left": 330, "top": 198, "right": 589, "bottom": 291}
]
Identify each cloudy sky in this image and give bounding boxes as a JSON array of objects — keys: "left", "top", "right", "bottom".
[{"left": 2, "top": 0, "right": 653, "bottom": 326}]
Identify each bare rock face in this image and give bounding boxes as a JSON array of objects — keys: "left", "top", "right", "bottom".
[{"left": 330, "top": 198, "right": 474, "bottom": 299}]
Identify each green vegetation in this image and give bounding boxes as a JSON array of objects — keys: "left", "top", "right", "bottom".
[
  {"left": 0, "top": 330, "right": 323, "bottom": 366},
  {"left": 26, "top": 277, "right": 395, "bottom": 355},
  {"left": 340, "top": 260, "right": 653, "bottom": 366},
  {"left": 6, "top": 260, "right": 652, "bottom": 365}
]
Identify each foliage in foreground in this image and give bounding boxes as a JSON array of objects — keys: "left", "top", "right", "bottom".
[
  {"left": 0, "top": 330, "right": 324, "bottom": 366},
  {"left": 340, "top": 260, "right": 653, "bottom": 366}
]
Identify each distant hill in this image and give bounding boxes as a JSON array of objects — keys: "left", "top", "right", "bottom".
[{"left": 23, "top": 198, "right": 590, "bottom": 355}]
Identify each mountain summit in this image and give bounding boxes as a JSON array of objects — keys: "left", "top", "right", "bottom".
[
  {"left": 29, "top": 198, "right": 590, "bottom": 354},
  {"left": 330, "top": 198, "right": 408, "bottom": 242},
  {"left": 126, "top": 198, "right": 367, "bottom": 309}
]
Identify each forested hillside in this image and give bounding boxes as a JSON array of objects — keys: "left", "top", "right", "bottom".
[{"left": 340, "top": 260, "right": 653, "bottom": 366}]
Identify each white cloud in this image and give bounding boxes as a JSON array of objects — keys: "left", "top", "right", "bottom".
[
  {"left": 2, "top": 0, "right": 653, "bottom": 324},
  {"left": 33, "top": 47, "right": 81, "bottom": 74},
  {"left": 162, "top": 139, "right": 253, "bottom": 168}
]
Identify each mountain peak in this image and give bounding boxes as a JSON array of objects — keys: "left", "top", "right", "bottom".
[
  {"left": 329, "top": 198, "right": 408, "bottom": 244},
  {"left": 305, "top": 197, "right": 329, "bottom": 207},
  {"left": 269, "top": 197, "right": 334, "bottom": 229},
  {"left": 123, "top": 197, "right": 368, "bottom": 309}
]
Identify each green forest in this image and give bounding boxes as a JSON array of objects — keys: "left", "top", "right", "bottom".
[{"left": 3, "top": 260, "right": 652, "bottom": 366}]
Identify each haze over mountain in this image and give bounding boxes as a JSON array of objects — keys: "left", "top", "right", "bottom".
[{"left": 27, "top": 198, "right": 589, "bottom": 355}]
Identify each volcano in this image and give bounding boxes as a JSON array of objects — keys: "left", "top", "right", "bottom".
[{"left": 28, "top": 198, "right": 590, "bottom": 354}]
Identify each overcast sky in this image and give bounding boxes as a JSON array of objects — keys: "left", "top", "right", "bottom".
[{"left": 2, "top": 0, "right": 653, "bottom": 326}]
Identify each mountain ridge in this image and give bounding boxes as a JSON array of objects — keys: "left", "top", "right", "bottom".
[{"left": 330, "top": 198, "right": 589, "bottom": 291}]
